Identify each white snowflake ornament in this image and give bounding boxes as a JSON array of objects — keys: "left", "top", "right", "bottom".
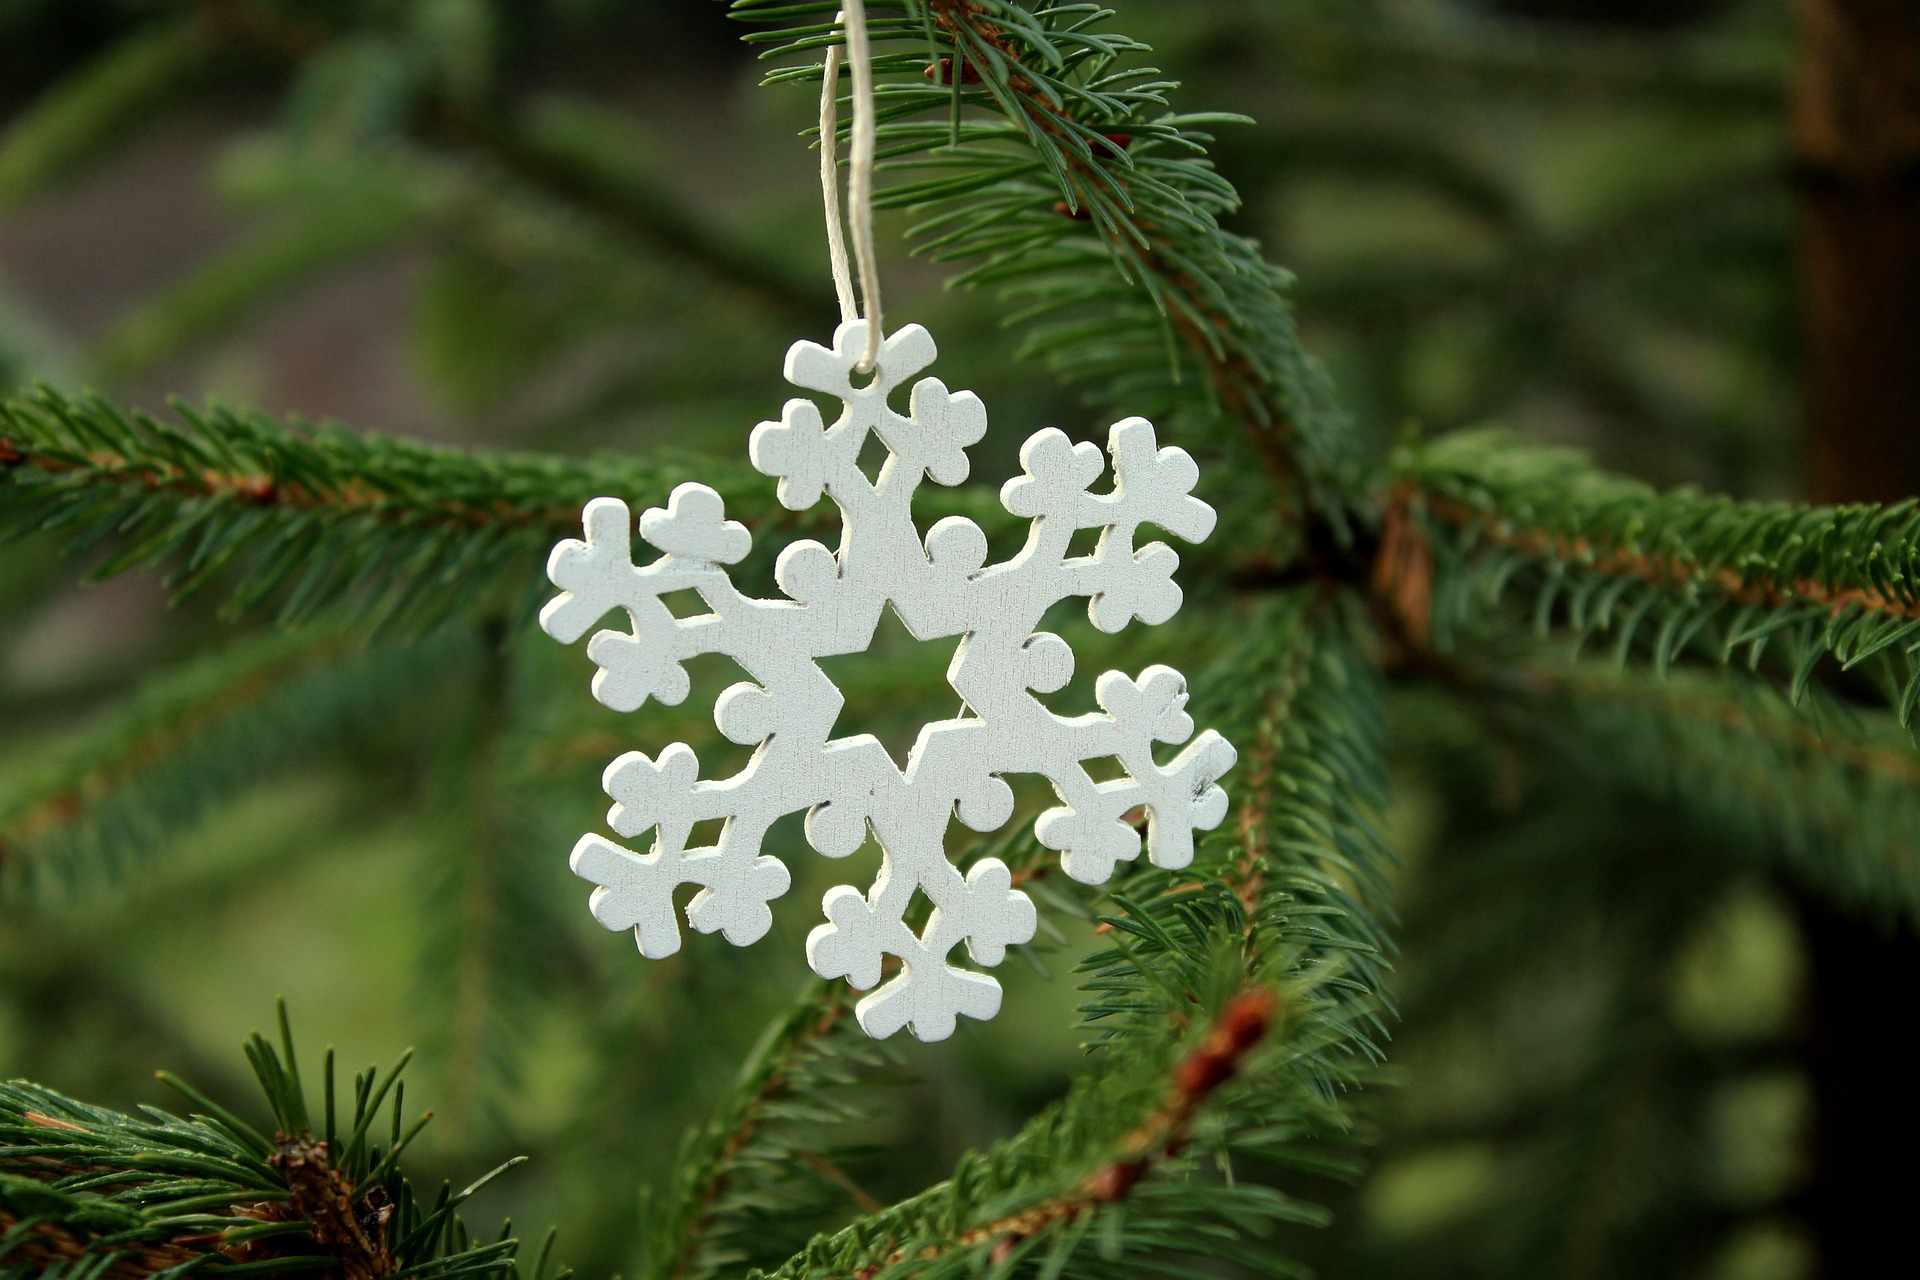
[{"left": 541, "top": 321, "right": 1236, "bottom": 1041}]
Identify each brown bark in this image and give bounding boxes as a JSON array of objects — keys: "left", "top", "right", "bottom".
[
  {"left": 1790, "top": 4, "right": 1920, "bottom": 1276},
  {"left": 1794, "top": 0, "right": 1920, "bottom": 505}
]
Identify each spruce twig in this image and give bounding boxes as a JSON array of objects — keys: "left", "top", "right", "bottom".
[
  {"left": 0, "top": 628, "right": 473, "bottom": 889},
  {"left": 650, "top": 982, "right": 868, "bottom": 1280},
  {"left": 0, "top": 1011, "right": 553, "bottom": 1280},
  {"left": 0, "top": 388, "right": 868, "bottom": 628},
  {"left": 0, "top": 19, "right": 209, "bottom": 209},
  {"left": 1532, "top": 664, "right": 1920, "bottom": 922},
  {"left": 1390, "top": 431, "right": 1920, "bottom": 721}
]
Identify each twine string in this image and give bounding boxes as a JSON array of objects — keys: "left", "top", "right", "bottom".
[{"left": 819, "top": 2, "right": 881, "bottom": 372}]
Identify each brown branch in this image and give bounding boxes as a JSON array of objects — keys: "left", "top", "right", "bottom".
[
  {"left": 1, "top": 1131, "right": 392, "bottom": 1280},
  {"left": 1, "top": 436, "right": 582, "bottom": 533},
  {"left": 1366, "top": 572, "right": 1920, "bottom": 811},
  {"left": 416, "top": 107, "right": 832, "bottom": 327},
  {"left": 834, "top": 721, "right": 1327, "bottom": 1274},
  {"left": 0, "top": 1217, "right": 204, "bottom": 1280},
  {"left": 1563, "top": 667, "right": 1920, "bottom": 787},
  {"left": 0, "top": 636, "right": 350, "bottom": 866},
  {"left": 1398, "top": 484, "right": 1920, "bottom": 628},
  {"left": 844, "top": 989, "right": 1277, "bottom": 1277},
  {"left": 666, "top": 991, "right": 857, "bottom": 1280},
  {"left": 255, "top": 1135, "right": 395, "bottom": 1280},
  {"left": 1372, "top": 488, "right": 1434, "bottom": 640},
  {"left": 1231, "top": 672, "right": 1301, "bottom": 928},
  {"left": 186, "top": 0, "right": 327, "bottom": 58},
  {"left": 795, "top": 1150, "right": 885, "bottom": 1215}
]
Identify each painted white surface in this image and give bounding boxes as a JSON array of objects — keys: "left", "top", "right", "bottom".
[{"left": 542, "top": 320, "right": 1235, "bottom": 1040}]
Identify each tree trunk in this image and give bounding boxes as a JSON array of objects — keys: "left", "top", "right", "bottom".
[
  {"left": 1794, "top": 0, "right": 1920, "bottom": 504},
  {"left": 1790, "top": 3, "right": 1920, "bottom": 1276}
]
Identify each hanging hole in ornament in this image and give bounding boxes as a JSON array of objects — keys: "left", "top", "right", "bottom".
[
  {"left": 849, "top": 360, "right": 881, "bottom": 391},
  {"left": 657, "top": 587, "right": 711, "bottom": 621}
]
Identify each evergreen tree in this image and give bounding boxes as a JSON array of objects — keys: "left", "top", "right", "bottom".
[{"left": 0, "top": 2, "right": 1908, "bottom": 1278}]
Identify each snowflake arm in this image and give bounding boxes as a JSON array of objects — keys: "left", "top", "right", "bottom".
[{"left": 540, "top": 487, "right": 768, "bottom": 711}]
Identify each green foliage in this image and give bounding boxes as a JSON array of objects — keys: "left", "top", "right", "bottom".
[
  {"left": 1358, "top": 685, "right": 1806, "bottom": 1279},
  {"left": 90, "top": 196, "right": 426, "bottom": 379},
  {"left": 1538, "top": 665, "right": 1920, "bottom": 925},
  {"left": 1295, "top": 166, "right": 1785, "bottom": 329},
  {"left": 507, "top": 98, "right": 834, "bottom": 326},
  {"left": 414, "top": 249, "right": 575, "bottom": 415},
  {"left": 644, "top": 981, "right": 890, "bottom": 1280},
  {"left": 0, "top": 627, "right": 474, "bottom": 894},
  {"left": 0, "top": 2, "right": 1907, "bottom": 1279},
  {"left": 1401, "top": 430, "right": 1920, "bottom": 718},
  {"left": 0, "top": 20, "right": 208, "bottom": 209},
  {"left": 0, "top": 388, "right": 791, "bottom": 629},
  {"left": 413, "top": 638, "right": 580, "bottom": 1134},
  {"left": 1220, "top": 120, "right": 1525, "bottom": 236},
  {"left": 1239, "top": 7, "right": 1784, "bottom": 114},
  {"left": 0, "top": 1006, "right": 554, "bottom": 1280},
  {"left": 0, "top": 387, "right": 1011, "bottom": 629}
]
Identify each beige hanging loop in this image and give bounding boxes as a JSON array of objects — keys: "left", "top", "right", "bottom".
[{"left": 819, "top": 2, "right": 881, "bottom": 372}]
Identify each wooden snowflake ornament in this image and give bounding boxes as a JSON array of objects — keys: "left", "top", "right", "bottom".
[{"left": 542, "top": 321, "right": 1236, "bottom": 1041}]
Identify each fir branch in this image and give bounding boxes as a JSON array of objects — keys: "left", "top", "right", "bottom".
[
  {"left": 1390, "top": 430, "right": 1920, "bottom": 720},
  {"left": 167, "top": 136, "right": 765, "bottom": 409},
  {"left": 648, "top": 981, "right": 885, "bottom": 1280},
  {"left": 1528, "top": 917, "right": 1696, "bottom": 1280},
  {"left": 88, "top": 196, "right": 426, "bottom": 379},
  {"left": 1531, "top": 664, "right": 1920, "bottom": 924},
  {"left": 417, "top": 633, "right": 583, "bottom": 1139},
  {"left": 1296, "top": 166, "right": 1785, "bottom": 328},
  {"left": 734, "top": 0, "right": 1361, "bottom": 529},
  {"left": 0, "top": 19, "right": 210, "bottom": 209},
  {"left": 177, "top": 0, "right": 830, "bottom": 328},
  {"left": 1237, "top": 9, "right": 1784, "bottom": 114},
  {"left": 1202, "top": 596, "right": 1396, "bottom": 1032},
  {"left": 756, "top": 983, "right": 1312, "bottom": 1280},
  {"left": 0, "top": 628, "right": 473, "bottom": 891},
  {"left": 0, "top": 387, "right": 889, "bottom": 629},
  {"left": 943, "top": 989, "right": 1282, "bottom": 1270},
  {"left": 1219, "top": 120, "right": 1526, "bottom": 234},
  {"left": 0, "top": 1007, "right": 553, "bottom": 1280},
  {"left": 438, "top": 101, "right": 835, "bottom": 328},
  {"left": 657, "top": 797, "right": 1140, "bottom": 1275}
]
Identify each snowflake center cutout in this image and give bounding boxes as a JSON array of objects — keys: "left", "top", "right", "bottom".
[
  {"left": 813, "top": 603, "right": 967, "bottom": 772},
  {"left": 540, "top": 320, "right": 1237, "bottom": 1041}
]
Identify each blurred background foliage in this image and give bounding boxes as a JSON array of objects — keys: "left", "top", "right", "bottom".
[{"left": 0, "top": 1, "right": 1846, "bottom": 1277}]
